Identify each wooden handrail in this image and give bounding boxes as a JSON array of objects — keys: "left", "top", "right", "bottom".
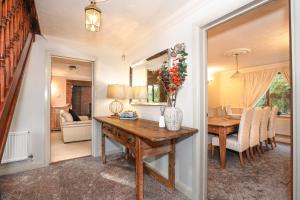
[{"left": 0, "top": 0, "right": 41, "bottom": 160}]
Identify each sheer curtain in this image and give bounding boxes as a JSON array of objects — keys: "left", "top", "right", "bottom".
[
  {"left": 280, "top": 67, "right": 291, "bottom": 86},
  {"left": 242, "top": 69, "right": 278, "bottom": 107}
]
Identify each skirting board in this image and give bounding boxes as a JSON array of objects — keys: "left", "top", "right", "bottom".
[
  {"left": 176, "top": 180, "right": 193, "bottom": 199},
  {"left": 144, "top": 161, "right": 193, "bottom": 199},
  {"left": 0, "top": 148, "right": 122, "bottom": 176},
  {"left": 0, "top": 161, "right": 46, "bottom": 176},
  {"left": 101, "top": 148, "right": 123, "bottom": 157}
]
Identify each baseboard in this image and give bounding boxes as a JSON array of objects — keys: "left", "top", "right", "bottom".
[
  {"left": 0, "top": 161, "right": 46, "bottom": 176},
  {"left": 176, "top": 181, "right": 192, "bottom": 199},
  {"left": 144, "top": 161, "right": 192, "bottom": 199},
  {"left": 106, "top": 148, "right": 123, "bottom": 156},
  {"left": 0, "top": 149, "right": 122, "bottom": 176}
]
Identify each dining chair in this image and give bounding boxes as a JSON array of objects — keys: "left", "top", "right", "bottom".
[
  {"left": 259, "top": 106, "right": 271, "bottom": 152},
  {"left": 216, "top": 106, "right": 226, "bottom": 117},
  {"left": 212, "top": 108, "right": 253, "bottom": 167},
  {"left": 249, "top": 107, "right": 263, "bottom": 160},
  {"left": 268, "top": 106, "right": 279, "bottom": 149},
  {"left": 226, "top": 105, "right": 232, "bottom": 115}
]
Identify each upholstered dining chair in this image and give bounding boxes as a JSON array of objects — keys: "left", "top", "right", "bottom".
[
  {"left": 249, "top": 107, "right": 263, "bottom": 160},
  {"left": 212, "top": 108, "right": 253, "bottom": 167},
  {"left": 268, "top": 106, "right": 279, "bottom": 149},
  {"left": 259, "top": 106, "right": 271, "bottom": 152}
]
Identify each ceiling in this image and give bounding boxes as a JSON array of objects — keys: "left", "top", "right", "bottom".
[
  {"left": 208, "top": 0, "right": 289, "bottom": 73},
  {"left": 51, "top": 57, "right": 93, "bottom": 80},
  {"left": 35, "top": 0, "right": 190, "bottom": 50}
]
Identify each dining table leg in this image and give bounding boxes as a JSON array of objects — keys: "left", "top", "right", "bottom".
[{"left": 218, "top": 127, "right": 227, "bottom": 169}]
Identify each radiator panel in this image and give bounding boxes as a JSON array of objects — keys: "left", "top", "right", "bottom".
[{"left": 1, "top": 131, "right": 30, "bottom": 164}]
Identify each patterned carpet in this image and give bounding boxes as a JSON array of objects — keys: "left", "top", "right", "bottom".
[
  {"left": 0, "top": 154, "right": 188, "bottom": 200},
  {"left": 208, "top": 144, "right": 291, "bottom": 200},
  {"left": 0, "top": 144, "right": 291, "bottom": 200}
]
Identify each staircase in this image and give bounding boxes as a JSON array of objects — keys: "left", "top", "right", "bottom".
[{"left": 0, "top": 0, "right": 40, "bottom": 160}]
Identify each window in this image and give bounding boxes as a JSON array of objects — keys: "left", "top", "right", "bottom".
[
  {"left": 256, "top": 73, "right": 291, "bottom": 114},
  {"left": 147, "top": 84, "right": 162, "bottom": 103}
]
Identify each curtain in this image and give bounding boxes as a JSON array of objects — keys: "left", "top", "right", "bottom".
[
  {"left": 242, "top": 69, "right": 278, "bottom": 107},
  {"left": 280, "top": 67, "right": 291, "bottom": 86}
]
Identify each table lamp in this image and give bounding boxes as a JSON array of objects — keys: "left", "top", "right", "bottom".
[
  {"left": 107, "top": 84, "right": 126, "bottom": 116},
  {"left": 132, "top": 86, "right": 148, "bottom": 102}
]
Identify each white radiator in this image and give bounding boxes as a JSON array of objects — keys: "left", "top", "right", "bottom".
[{"left": 1, "top": 131, "right": 31, "bottom": 164}]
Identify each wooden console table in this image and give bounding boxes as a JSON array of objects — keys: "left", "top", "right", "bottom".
[{"left": 94, "top": 117, "right": 197, "bottom": 200}]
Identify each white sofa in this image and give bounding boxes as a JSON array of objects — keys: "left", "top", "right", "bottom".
[{"left": 60, "top": 113, "right": 92, "bottom": 143}]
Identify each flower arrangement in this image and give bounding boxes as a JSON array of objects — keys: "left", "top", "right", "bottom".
[{"left": 157, "top": 43, "right": 188, "bottom": 107}]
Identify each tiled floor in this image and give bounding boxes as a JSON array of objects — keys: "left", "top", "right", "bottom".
[
  {"left": 208, "top": 143, "right": 291, "bottom": 200},
  {"left": 0, "top": 155, "right": 188, "bottom": 200},
  {"left": 50, "top": 131, "right": 91, "bottom": 163}
]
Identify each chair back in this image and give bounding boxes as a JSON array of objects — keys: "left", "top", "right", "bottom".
[
  {"left": 260, "top": 107, "right": 270, "bottom": 142},
  {"left": 249, "top": 107, "right": 263, "bottom": 147},
  {"left": 238, "top": 108, "right": 253, "bottom": 151},
  {"left": 226, "top": 105, "right": 232, "bottom": 115},
  {"left": 216, "top": 106, "right": 226, "bottom": 117},
  {"left": 208, "top": 107, "right": 217, "bottom": 117},
  {"left": 268, "top": 106, "right": 278, "bottom": 138}
]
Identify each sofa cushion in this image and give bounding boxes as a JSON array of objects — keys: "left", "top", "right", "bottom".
[
  {"left": 62, "top": 112, "right": 74, "bottom": 122},
  {"left": 79, "top": 116, "right": 89, "bottom": 121},
  {"left": 69, "top": 109, "right": 81, "bottom": 121},
  {"left": 62, "top": 120, "right": 92, "bottom": 127}
]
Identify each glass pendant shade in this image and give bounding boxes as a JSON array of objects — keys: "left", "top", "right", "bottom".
[
  {"left": 85, "top": 1, "right": 101, "bottom": 32},
  {"left": 231, "top": 54, "right": 242, "bottom": 79},
  {"left": 231, "top": 70, "right": 242, "bottom": 79}
]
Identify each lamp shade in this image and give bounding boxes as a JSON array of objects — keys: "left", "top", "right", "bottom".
[
  {"left": 125, "top": 86, "right": 133, "bottom": 99},
  {"left": 132, "top": 86, "right": 148, "bottom": 99},
  {"left": 85, "top": 1, "right": 101, "bottom": 32},
  {"left": 107, "top": 84, "right": 126, "bottom": 99}
]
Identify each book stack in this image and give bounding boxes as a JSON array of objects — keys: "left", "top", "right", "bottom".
[{"left": 119, "top": 111, "right": 138, "bottom": 120}]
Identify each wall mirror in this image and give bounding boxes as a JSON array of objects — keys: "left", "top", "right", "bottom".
[{"left": 130, "top": 49, "right": 170, "bottom": 106}]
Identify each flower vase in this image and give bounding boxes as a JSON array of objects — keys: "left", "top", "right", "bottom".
[{"left": 164, "top": 107, "right": 183, "bottom": 131}]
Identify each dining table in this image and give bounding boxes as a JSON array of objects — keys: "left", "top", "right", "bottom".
[{"left": 208, "top": 117, "right": 240, "bottom": 169}]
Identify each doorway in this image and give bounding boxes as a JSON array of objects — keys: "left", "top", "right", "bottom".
[
  {"left": 50, "top": 56, "right": 93, "bottom": 163},
  {"left": 192, "top": 0, "right": 294, "bottom": 199},
  {"left": 206, "top": 0, "right": 292, "bottom": 199}
]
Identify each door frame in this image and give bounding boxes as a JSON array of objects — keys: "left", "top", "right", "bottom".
[
  {"left": 290, "top": 0, "right": 300, "bottom": 199},
  {"left": 190, "top": 0, "right": 299, "bottom": 199},
  {"left": 44, "top": 51, "right": 96, "bottom": 165}
]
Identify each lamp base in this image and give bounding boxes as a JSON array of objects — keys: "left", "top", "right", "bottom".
[{"left": 109, "top": 99, "right": 123, "bottom": 116}]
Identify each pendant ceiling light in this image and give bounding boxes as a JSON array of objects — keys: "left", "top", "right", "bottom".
[
  {"left": 85, "top": 0, "right": 102, "bottom": 32},
  {"left": 224, "top": 48, "right": 251, "bottom": 79},
  {"left": 231, "top": 53, "right": 242, "bottom": 78}
]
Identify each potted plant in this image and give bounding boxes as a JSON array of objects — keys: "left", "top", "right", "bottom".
[{"left": 157, "top": 43, "right": 188, "bottom": 131}]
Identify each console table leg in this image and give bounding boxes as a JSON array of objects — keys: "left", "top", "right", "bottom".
[
  {"left": 169, "top": 139, "right": 176, "bottom": 189},
  {"left": 101, "top": 131, "right": 106, "bottom": 164},
  {"left": 125, "top": 147, "right": 129, "bottom": 160},
  {"left": 135, "top": 138, "right": 144, "bottom": 200}
]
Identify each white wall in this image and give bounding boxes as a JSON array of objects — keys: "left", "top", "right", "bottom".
[
  {"left": 1, "top": 37, "right": 47, "bottom": 174},
  {"left": 0, "top": 35, "right": 129, "bottom": 175},
  {"left": 125, "top": 0, "right": 253, "bottom": 197},
  {"left": 208, "top": 73, "right": 220, "bottom": 108}
]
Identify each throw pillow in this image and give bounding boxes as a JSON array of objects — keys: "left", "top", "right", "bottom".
[
  {"left": 62, "top": 112, "right": 74, "bottom": 122},
  {"left": 69, "top": 109, "right": 81, "bottom": 121}
]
